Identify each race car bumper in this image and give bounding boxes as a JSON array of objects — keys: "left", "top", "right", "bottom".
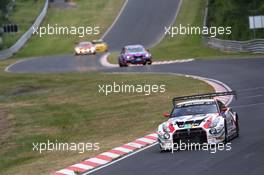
[
  {"left": 158, "top": 127, "right": 226, "bottom": 150},
  {"left": 122, "top": 57, "right": 152, "bottom": 65},
  {"left": 75, "top": 48, "right": 96, "bottom": 55}
]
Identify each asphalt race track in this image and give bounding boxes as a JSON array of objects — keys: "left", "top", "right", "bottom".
[
  {"left": 5, "top": 0, "right": 264, "bottom": 175},
  {"left": 103, "top": 0, "right": 181, "bottom": 50},
  {"left": 7, "top": 0, "right": 180, "bottom": 73}
]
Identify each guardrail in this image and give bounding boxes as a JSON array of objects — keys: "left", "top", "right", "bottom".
[
  {"left": 0, "top": 0, "right": 49, "bottom": 60},
  {"left": 203, "top": 37, "right": 264, "bottom": 53},
  {"left": 203, "top": 0, "right": 264, "bottom": 53}
]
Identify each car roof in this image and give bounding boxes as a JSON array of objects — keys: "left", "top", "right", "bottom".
[
  {"left": 177, "top": 98, "right": 215, "bottom": 106},
  {"left": 125, "top": 45, "right": 144, "bottom": 49}
]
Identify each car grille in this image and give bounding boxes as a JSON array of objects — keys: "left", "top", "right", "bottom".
[
  {"left": 173, "top": 128, "right": 207, "bottom": 144},
  {"left": 134, "top": 56, "right": 143, "bottom": 59},
  {"left": 176, "top": 120, "right": 203, "bottom": 128}
]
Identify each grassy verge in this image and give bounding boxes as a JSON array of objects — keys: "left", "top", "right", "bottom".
[
  {"left": 1, "top": 0, "right": 45, "bottom": 49},
  {"left": 0, "top": 59, "right": 213, "bottom": 174},
  {"left": 12, "top": 0, "right": 124, "bottom": 58},
  {"left": 107, "top": 51, "right": 119, "bottom": 64}
]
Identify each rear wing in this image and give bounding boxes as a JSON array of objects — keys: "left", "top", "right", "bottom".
[{"left": 172, "top": 91, "right": 237, "bottom": 106}]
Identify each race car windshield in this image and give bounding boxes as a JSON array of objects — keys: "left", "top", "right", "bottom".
[
  {"left": 127, "top": 47, "right": 144, "bottom": 53},
  {"left": 79, "top": 42, "right": 92, "bottom": 46},
  {"left": 170, "top": 103, "right": 218, "bottom": 118}
]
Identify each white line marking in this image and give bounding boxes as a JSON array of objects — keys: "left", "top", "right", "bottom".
[
  {"left": 71, "top": 163, "right": 93, "bottom": 170},
  {"left": 81, "top": 143, "right": 158, "bottom": 175},
  {"left": 147, "top": 0, "right": 183, "bottom": 48},
  {"left": 126, "top": 142, "right": 144, "bottom": 148},
  {"left": 113, "top": 147, "right": 133, "bottom": 153},
  {"left": 57, "top": 169, "right": 75, "bottom": 175},
  {"left": 100, "top": 152, "right": 120, "bottom": 159},
  {"left": 100, "top": 53, "right": 118, "bottom": 67},
  {"left": 137, "top": 138, "right": 155, "bottom": 144},
  {"left": 85, "top": 158, "right": 109, "bottom": 165},
  {"left": 147, "top": 133, "right": 158, "bottom": 138},
  {"left": 101, "top": 0, "right": 129, "bottom": 39},
  {"left": 99, "top": 53, "right": 194, "bottom": 68}
]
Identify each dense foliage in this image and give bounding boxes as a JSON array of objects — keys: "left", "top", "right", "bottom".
[
  {"left": 207, "top": 0, "right": 264, "bottom": 40},
  {"left": 0, "top": 0, "right": 12, "bottom": 25}
]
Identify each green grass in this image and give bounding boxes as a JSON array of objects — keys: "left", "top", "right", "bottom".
[
  {"left": 1, "top": 0, "right": 45, "bottom": 49},
  {"left": 108, "top": 51, "right": 119, "bottom": 64},
  {"left": 13, "top": 0, "right": 124, "bottom": 58},
  {"left": 0, "top": 61, "right": 213, "bottom": 174}
]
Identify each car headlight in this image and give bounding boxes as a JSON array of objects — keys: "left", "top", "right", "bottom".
[
  {"left": 126, "top": 56, "right": 131, "bottom": 59},
  {"left": 75, "top": 48, "right": 80, "bottom": 52},
  {"left": 146, "top": 53, "right": 151, "bottom": 57},
  {"left": 162, "top": 124, "right": 170, "bottom": 133},
  {"left": 163, "top": 133, "right": 170, "bottom": 139}
]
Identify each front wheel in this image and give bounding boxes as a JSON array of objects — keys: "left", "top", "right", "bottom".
[
  {"left": 119, "top": 62, "right": 128, "bottom": 67},
  {"left": 148, "top": 60, "right": 152, "bottom": 65}
]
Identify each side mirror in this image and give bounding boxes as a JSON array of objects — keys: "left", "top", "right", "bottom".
[
  {"left": 221, "top": 107, "right": 228, "bottom": 112},
  {"left": 163, "top": 112, "right": 170, "bottom": 118}
]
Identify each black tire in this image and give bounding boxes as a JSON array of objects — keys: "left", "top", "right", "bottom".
[
  {"left": 224, "top": 119, "right": 229, "bottom": 143},
  {"left": 119, "top": 62, "right": 127, "bottom": 67},
  {"left": 148, "top": 60, "right": 152, "bottom": 65},
  {"left": 235, "top": 114, "right": 240, "bottom": 137},
  {"left": 143, "top": 61, "right": 147, "bottom": 65}
]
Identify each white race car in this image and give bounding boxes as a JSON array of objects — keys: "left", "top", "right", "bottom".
[
  {"left": 74, "top": 42, "right": 96, "bottom": 55},
  {"left": 157, "top": 91, "right": 239, "bottom": 151}
]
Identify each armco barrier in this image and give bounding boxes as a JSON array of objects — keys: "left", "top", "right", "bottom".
[
  {"left": 203, "top": 37, "right": 264, "bottom": 53},
  {"left": 0, "top": 0, "right": 49, "bottom": 60}
]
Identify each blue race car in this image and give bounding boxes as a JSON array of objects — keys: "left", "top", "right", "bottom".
[{"left": 118, "top": 45, "right": 152, "bottom": 67}]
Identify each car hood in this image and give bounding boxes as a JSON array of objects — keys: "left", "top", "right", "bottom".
[
  {"left": 158, "top": 113, "right": 220, "bottom": 130},
  {"left": 77, "top": 45, "right": 93, "bottom": 49},
  {"left": 126, "top": 52, "right": 147, "bottom": 56},
  {"left": 168, "top": 113, "right": 219, "bottom": 122}
]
